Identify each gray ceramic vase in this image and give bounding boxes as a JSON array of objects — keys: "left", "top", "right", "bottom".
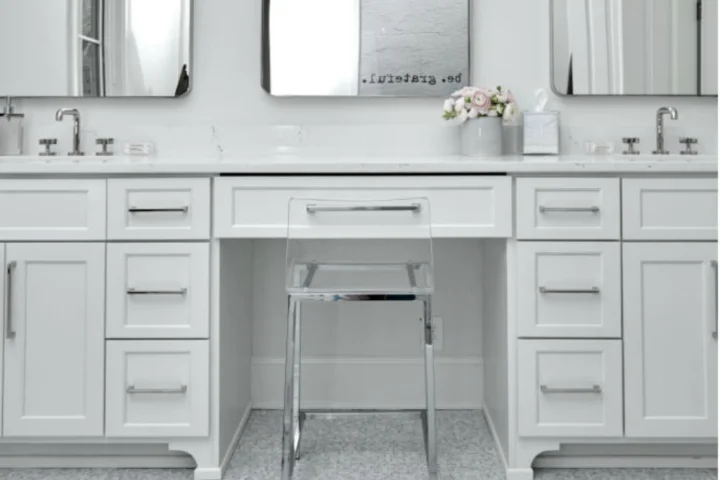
[{"left": 460, "top": 117, "right": 503, "bottom": 157}]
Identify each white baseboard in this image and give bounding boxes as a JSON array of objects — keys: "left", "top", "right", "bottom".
[
  {"left": 251, "top": 356, "right": 483, "bottom": 410},
  {"left": 219, "top": 402, "right": 253, "bottom": 477},
  {"left": 534, "top": 456, "right": 717, "bottom": 469},
  {"left": 483, "top": 408, "right": 509, "bottom": 473}
]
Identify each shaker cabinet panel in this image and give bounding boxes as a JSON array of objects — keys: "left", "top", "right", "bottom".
[
  {"left": 3, "top": 243, "right": 105, "bottom": 437},
  {"left": 623, "top": 243, "right": 718, "bottom": 438}
]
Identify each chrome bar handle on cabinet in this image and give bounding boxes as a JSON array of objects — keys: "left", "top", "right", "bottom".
[
  {"left": 539, "top": 286, "right": 600, "bottom": 294},
  {"left": 128, "top": 206, "right": 189, "bottom": 214},
  {"left": 306, "top": 204, "right": 421, "bottom": 214},
  {"left": 5, "top": 261, "right": 16, "bottom": 339},
  {"left": 538, "top": 206, "right": 600, "bottom": 214},
  {"left": 127, "top": 288, "right": 188, "bottom": 296},
  {"left": 126, "top": 385, "right": 188, "bottom": 395},
  {"left": 540, "top": 384, "right": 602, "bottom": 394},
  {"left": 712, "top": 261, "right": 718, "bottom": 340}
]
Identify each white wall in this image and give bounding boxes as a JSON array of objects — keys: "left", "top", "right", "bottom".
[
  {"left": 0, "top": 0, "right": 71, "bottom": 96},
  {"left": 12, "top": 0, "right": 718, "bottom": 155}
]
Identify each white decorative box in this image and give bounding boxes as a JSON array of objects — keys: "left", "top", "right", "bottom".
[{"left": 523, "top": 112, "right": 560, "bottom": 155}]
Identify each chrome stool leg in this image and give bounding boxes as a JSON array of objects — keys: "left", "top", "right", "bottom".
[
  {"left": 423, "top": 297, "right": 438, "bottom": 475},
  {"left": 293, "top": 303, "right": 303, "bottom": 460},
  {"left": 282, "top": 296, "right": 299, "bottom": 480}
]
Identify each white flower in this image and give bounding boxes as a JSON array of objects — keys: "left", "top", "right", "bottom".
[
  {"left": 503, "top": 103, "right": 518, "bottom": 123},
  {"left": 495, "top": 103, "right": 506, "bottom": 115},
  {"left": 443, "top": 99, "right": 454, "bottom": 113},
  {"left": 452, "top": 86, "right": 477, "bottom": 99},
  {"left": 468, "top": 107, "right": 480, "bottom": 119},
  {"left": 454, "top": 97, "right": 466, "bottom": 113},
  {"left": 487, "top": 107, "right": 499, "bottom": 117},
  {"left": 495, "top": 92, "right": 509, "bottom": 103},
  {"left": 458, "top": 109, "right": 470, "bottom": 123}
]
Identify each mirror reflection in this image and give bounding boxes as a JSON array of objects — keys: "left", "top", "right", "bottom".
[
  {"left": 262, "top": 0, "right": 470, "bottom": 97},
  {"left": 0, "top": 0, "right": 192, "bottom": 97},
  {"left": 551, "top": 0, "right": 718, "bottom": 96}
]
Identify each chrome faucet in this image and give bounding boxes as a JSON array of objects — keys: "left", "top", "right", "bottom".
[
  {"left": 654, "top": 106, "right": 678, "bottom": 155},
  {"left": 55, "top": 108, "right": 83, "bottom": 156}
]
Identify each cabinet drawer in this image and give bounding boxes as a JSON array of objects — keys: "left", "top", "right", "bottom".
[
  {"left": 214, "top": 176, "right": 512, "bottom": 238},
  {"left": 622, "top": 178, "right": 718, "bottom": 240},
  {"left": 0, "top": 180, "right": 106, "bottom": 240},
  {"left": 107, "top": 178, "right": 210, "bottom": 240},
  {"left": 518, "top": 339, "right": 623, "bottom": 437},
  {"left": 106, "top": 244, "right": 209, "bottom": 339},
  {"left": 517, "top": 242, "right": 621, "bottom": 338},
  {"left": 106, "top": 340, "right": 209, "bottom": 437},
  {"left": 516, "top": 178, "right": 620, "bottom": 240}
]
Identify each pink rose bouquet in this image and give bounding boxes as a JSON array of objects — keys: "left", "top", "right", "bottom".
[{"left": 442, "top": 85, "right": 518, "bottom": 123}]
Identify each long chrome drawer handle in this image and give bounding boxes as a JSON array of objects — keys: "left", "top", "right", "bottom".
[
  {"left": 128, "top": 206, "right": 189, "bottom": 214},
  {"left": 538, "top": 206, "right": 600, "bottom": 213},
  {"left": 306, "top": 204, "right": 421, "bottom": 214},
  {"left": 126, "top": 385, "right": 188, "bottom": 395},
  {"left": 127, "top": 288, "right": 188, "bottom": 296},
  {"left": 540, "top": 384, "right": 602, "bottom": 394},
  {"left": 712, "top": 261, "right": 718, "bottom": 340},
  {"left": 539, "top": 286, "right": 600, "bottom": 294},
  {"left": 5, "top": 261, "right": 16, "bottom": 340}
]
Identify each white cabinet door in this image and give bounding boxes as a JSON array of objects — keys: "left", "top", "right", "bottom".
[
  {"left": 623, "top": 243, "right": 718, "bottom": 438},
  {"left": 0, "top": 244, "right": 4, "bottom": 435},
  {"left": 3, "top": 243, "right": 105, "bottom": 437}
]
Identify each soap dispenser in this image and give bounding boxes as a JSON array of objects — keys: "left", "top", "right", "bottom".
[{"left": 0, "top": 97, "right": 25, "bottom": 155}]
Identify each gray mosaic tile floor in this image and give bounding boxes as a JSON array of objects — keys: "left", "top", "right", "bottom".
[{"left": 0, "top": 410, "right": 715, "bottom": 480}]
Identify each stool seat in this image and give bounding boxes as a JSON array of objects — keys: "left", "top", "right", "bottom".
[{"left": 287, "top": 260, "right": 434, "bottom": 296}]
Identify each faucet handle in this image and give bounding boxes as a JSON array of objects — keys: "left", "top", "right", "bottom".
[
  {"left": 622, "top": 137, "right": 640, "bottom": 155},
  {"left": 680, "top": 137, "right": 698, "bottom": 155},
  {"left": 96, "top": 138, "right": 115, "bottom": 156},
  {"left": 38, "top": 138, "right": 57, "bottom": 156}
]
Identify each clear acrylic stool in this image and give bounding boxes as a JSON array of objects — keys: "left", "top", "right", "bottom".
[{"left": 281, "top": 198, "right": 437, "bottom": 479}]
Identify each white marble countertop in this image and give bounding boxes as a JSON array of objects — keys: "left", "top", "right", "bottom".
[{"left": 0, "top": 154, "right": 716, "bottom": 175}]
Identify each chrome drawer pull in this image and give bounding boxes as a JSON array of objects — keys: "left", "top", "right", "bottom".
[
  {"left": 539, "top": 286, "right": 600, "bottom": 294},
  {"left": 540, "top": 384, "right": 602, "bottom": 394},
  {"left": 711, "top": 261, "right": 718, "bottom": 340},
  {"left": 5, "top": 261, "right": 16, "bottom": 340},
  {"left": 128, "top": 206, "right": 189, "bottom": 214},
  {"left": 306, "top": 204, "right": 421, "bottom": 214},
  {"left": 538, "top": 206, "right": 600, "bottom": 213},
  {"left": 127, "top": 288, "right": 188, "bottom": 296},
  {"left": 126, "top": 385, "right": 188, "bottom": 395}
]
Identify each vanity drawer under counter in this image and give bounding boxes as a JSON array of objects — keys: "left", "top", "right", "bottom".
[
  {"left": 107, "top": 178, "right": 211, "bottom": 240},
  {"left": 516, "top": 178, "right": 620, "bottom": 240},
  {"left": 622, "top": 178, "right": 718, "bottom": 240},
  {"left": 518, "top": 339, "right": 623, "bottom": 438},
  {"left": 105, "top": 340, "right": 209, "bottom": 437},
  {"left": 0, "top": 179, "right": 106, "bottom": 240},
  {"left": 516, "top": 242, "right": 621, "bottom": 338},
  {"left": 214, "top": 176, "right": 512, "bottom": 238},
  {"left": 106, "top": 243, "right": 210, "bottom": 339}
]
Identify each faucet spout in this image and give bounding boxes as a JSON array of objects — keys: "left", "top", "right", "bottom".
[
  {"left": 55, "top": 108, "right": 83, "bottom": 156},
  {"left": 654, "top": 106, "right": 678, "bottom": 155}
]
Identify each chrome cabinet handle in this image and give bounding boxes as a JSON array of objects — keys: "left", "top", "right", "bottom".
[
  {"left": 306, "top": 204, "right": 421, "bottom": 214},
  {"left": 5, "top": 261, "right": 16, "bottom": 340},
  {"left": 539, "top": 286, "right": 600, "bottom": 294},
  {"left": 127, "top": 288, "right": 187, "bottom": 296},
  {"left": 126, "top": 385, "right": 188, "bottom": 395},
  {"left": 712, "top": 261, "right": 718, "bottom": 340},
  {"left": 540, "top": 384, "right": 602, "bottom": 394},
  {"left": 128, "top": 206, "right": 189, "bottom": 214},
  {"left": 538, "top": 206, "right": 600, "bottom": 213}
]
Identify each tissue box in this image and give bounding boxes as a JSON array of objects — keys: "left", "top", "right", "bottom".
[{"left": 523, "top": 112, "right": 560, "bottom": 155}]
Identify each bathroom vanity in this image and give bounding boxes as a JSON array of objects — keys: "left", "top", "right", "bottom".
[{"left": 0, "top": 154, "right": 715, "bottom": 480}]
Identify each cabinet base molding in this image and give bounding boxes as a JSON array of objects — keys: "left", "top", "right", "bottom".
[{"left": 534, "top": 455, "right": 717, "bottom": 469}]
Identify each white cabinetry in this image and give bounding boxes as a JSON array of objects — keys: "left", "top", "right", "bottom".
[
  {"left": 623, "top": 243, "right": 718, "bottom": 438},
  {"left": 3, "top": 243, "right": 105, "bottom": 437}
]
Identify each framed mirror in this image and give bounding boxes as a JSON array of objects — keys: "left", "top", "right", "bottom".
[
  {"left": 551, "top": 0, "right": 718, "bottom": 96},
  {"left": 262, "top": 0, "right": 470, "bottom": 97},
  {"left": 0, "top": 0, "right": 192, "bottom": 98}
]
